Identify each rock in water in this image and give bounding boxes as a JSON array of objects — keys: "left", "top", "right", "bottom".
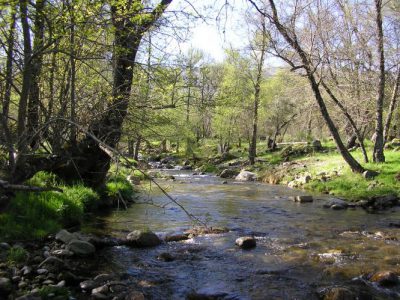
[
  {"left": 55, "top": 229, "right": 75, "bottom": 244},
  {"left": 235, "top": 170, "right": 257, "bottom": 181},
  {"left": 126, "top": 230, "right": 162, "bottom": 247},
  {"left": 291, "top": 195, "right": 313, "bottom": 203},
  {"left": 323, "top": 199, "right": 348, "bottom": 210},
  {"left": 370, "top": 271, "right": 399, "bottom": 286},
  {"left": 66, "top": 239, "right": 96, "bottom": 256},
  {"left": 235, "top": 236, "right": 256, "bottom": 249},
  {"left": 219, "top": 169, "right": 239, "bottom": 179}
]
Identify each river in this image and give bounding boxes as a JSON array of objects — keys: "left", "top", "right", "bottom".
[{"left": 83, "top": 170, "right": 400, "bottom": 299}]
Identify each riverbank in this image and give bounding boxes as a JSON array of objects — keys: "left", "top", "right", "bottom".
[{"left": 162, "top": 140, "right": 400, "bottom": 204}]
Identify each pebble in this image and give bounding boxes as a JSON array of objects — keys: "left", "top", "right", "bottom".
[
  {"left": 36, "top": 268, "right": 48, "bottom": 275},
  {"left": 56, "top": 280, "right": 66, "bottom": 287},
  {"left": 92, "top": 284, "right": 109, "bottom": 295},
  {"left": 21, "top": 266, "right": 32, "bottom": 276}
]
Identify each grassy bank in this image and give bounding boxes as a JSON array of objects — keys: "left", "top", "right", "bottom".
[
  {"left": 0, "top": 170, "right": 136, "bottom": 241},
  {"left": 172, "top": 139, "right": 400, "bottom": 202},
  {"left": 256, "top": 146, "right": 399, "bottom": 201}
]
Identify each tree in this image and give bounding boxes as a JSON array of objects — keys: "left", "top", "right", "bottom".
[
  {"left": 248, "top": 15, "right": 268, "bottom": 165},
  {"left": 247, "top": 0, "right": 365, "bottom": 173},
  {"left": 372, "top": 0, "right": 386, "bottom": 162}
]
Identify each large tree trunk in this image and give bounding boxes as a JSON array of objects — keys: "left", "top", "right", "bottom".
[
  {"left": 12, "top": 0, "right": 173, "bottom": 187},
  {"left": 27, "top": 0, "right": 46, "bottom": 150},
  {"left": 372, "top": 0, "right": 385, "bottom": 162},
  {"left": 17, "top": 0, "right": 33, "bottom": 155},
  {"left": 1, "top": 7, "right": 17, "bottom": 174},
  {"left": 383, "top": 68, "right": 400, "bottom": 143}
]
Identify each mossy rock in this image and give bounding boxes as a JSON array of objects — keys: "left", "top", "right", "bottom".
[{"left": 281, "top": 144, "right": 316, "bottom": 158}]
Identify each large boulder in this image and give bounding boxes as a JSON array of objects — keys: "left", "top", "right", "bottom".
[
  {"left": 55, "top": 229, "right": 75, "bottom": 244},
  {"left": 235, "top": 170, "right": 257, "bottom": 181},
  {"left": 126, "top": 230, "right": 161, "bottom": 247},
  {"left": 66, "top": 239, "right": 96, "bottom": 256},
  {"left": 219, "top": 169, "right": 239, "bottom": 179}
]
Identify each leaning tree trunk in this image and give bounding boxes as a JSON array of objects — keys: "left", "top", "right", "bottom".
[
  {"left": 265, "top": 0, "right": 365, "bottom": 173},
  {"left": 372, "top": 0, "right": 385, "bottom": 162},
  {"left": 321, "top": 81, "right": 369, "bottom": 163}
]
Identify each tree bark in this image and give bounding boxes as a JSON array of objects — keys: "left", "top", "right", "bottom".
[
  {"left": 372, "top": 0, "right": 385, "bottom": 162},
  {"left": 27, "top": 0, "right": 46, "bottom": 150},
  {"left": 17, "top": 0, "right": 33, "bottom": 154},
  {"left": 383, "top": 68, "right": 400, "bottom": 143},
  {"left": 1, "top": 7, "right": 17, "bottom": 175},
  {"left": 249, "top": 17, "right": 267, "bottom": 165}
]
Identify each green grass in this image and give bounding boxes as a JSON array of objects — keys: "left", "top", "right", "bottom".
[
  {"left": 0, "top": 169, "right": 137, "bottom": 241},
  {"left": 7, "top": 246, "right": 29, "bottom": 265},
  {"left": 297, "top": 149, "right": 400, "bottom": 201},
  {"left": 105, "top": 173, "right": 136, "bottom": 200},
  {"left": 0, "top": 172, "right": 103, "bottom": 241}
]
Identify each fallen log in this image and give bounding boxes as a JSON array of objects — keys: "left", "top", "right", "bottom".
[{"left": 0, "top": 179, "right": 63, "bottom": 193}]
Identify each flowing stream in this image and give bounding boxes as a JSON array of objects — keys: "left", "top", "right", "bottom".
[{"left": 83, "top": 170, "right": 400, "bottom": 299}]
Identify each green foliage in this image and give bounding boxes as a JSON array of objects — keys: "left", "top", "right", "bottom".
[
  {"left": 38, "top": 286, "right": 69, "bottom": 300},
  {"left": 7, "top": 246, "right": 29, "bottom": 265},
  {"left": 0, "top": 172, "right": 100, "bottom": 241},
  {"left": 198, "top": 163, "right": 219, "bottom": 173},
  {"left": 105, "top": 174, "right": 136, "bottom": 200}
]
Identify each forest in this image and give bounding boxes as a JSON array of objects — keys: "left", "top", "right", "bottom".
[{"left": 0, "top": 0, "right": 399, "bottom": 299}]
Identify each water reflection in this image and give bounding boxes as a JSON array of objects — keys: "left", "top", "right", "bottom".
[{"left": 84, "top": 171, "right": 400, "bottom": 299}]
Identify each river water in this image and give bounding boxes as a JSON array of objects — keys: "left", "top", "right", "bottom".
[{"left": 84, "top": 171, "right": 400, "bottom": 299}]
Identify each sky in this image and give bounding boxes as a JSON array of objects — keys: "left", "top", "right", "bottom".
[{"left": 165, "top": 0, "right": 250, "bottom": 62}]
